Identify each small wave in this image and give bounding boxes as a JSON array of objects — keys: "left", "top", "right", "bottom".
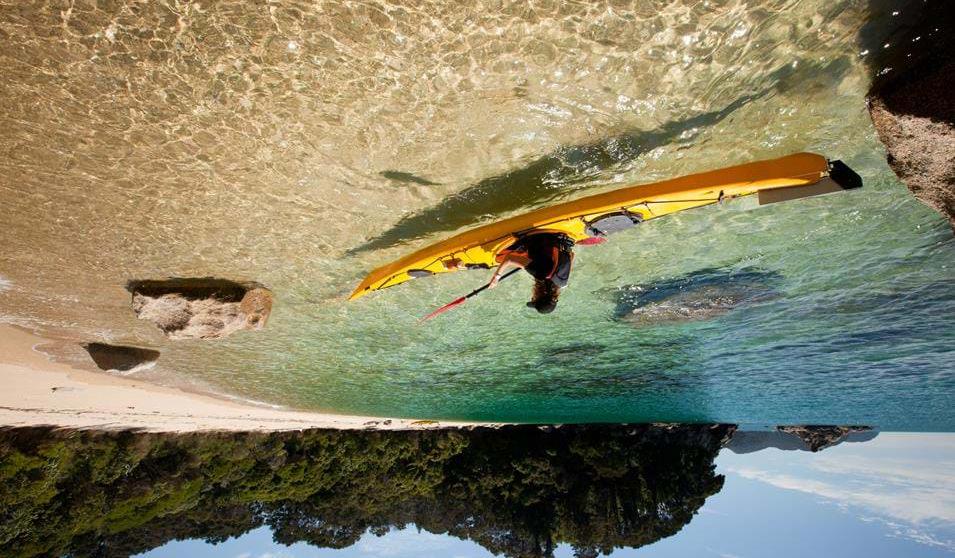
[{"left": 204, "top": 390, "right": 286, "bottom": 410}]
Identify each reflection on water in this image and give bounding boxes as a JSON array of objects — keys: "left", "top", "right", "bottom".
[{"left": 0, "top": 424, "right": 733, "bottom": 558}]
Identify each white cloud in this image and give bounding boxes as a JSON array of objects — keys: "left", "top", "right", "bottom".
[
  {"left": 811, "top": 454, "right": 955, "bottom": 489},
  {"left": 728, "top": 449, "right": 955, "bottom": 553},
  {"left": 731, "top": 467, "right": 954, "bottom": 524}
]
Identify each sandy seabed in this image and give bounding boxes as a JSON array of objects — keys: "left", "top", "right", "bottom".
[{"left": 0, "top": 325, "right": 487, "bottom": 432}]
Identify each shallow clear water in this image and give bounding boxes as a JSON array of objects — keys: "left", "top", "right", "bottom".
[{"left": 0, "top": 1, "right": 952, "bottom": 428}]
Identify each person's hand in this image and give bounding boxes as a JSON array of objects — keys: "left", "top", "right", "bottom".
[{"left": 488, "top": 275, "right": 500, "bottom": 289}]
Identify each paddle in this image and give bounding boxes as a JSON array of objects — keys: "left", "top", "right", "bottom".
[{"left": 418, "top": 268, "right": 521, "bottom": 323}]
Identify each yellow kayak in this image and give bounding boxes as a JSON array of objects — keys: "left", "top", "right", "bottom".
[{"left": 349, "top": 152, "right": 861, "bottom": 300}]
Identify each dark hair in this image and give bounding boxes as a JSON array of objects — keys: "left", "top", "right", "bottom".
[{"left": 527, "top": 279, "right": 559, "bottom": 314}]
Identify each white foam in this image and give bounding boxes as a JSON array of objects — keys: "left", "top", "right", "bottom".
[
  {"left": 207, "top": 390, "right": 286, "bottom": 410},
  {"left": 110, "top": 360, "right": 158, "bottom": 376}
]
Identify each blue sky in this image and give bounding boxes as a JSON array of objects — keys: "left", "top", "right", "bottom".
[{"left": 137, "top": 433, "right": 955, "bottom": 558}]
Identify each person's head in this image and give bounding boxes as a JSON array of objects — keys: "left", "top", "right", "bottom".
[{"left": 527, "top": 279, "right": 560, "bottom": 314}]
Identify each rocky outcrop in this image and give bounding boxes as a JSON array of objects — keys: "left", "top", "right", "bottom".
[
  {"left": 127, "top": 278, "right": 272, "bottom": 340},
  {"left": 83, "top": 342, "right": 159, "bottom": 373},
  {"left": 865, "top": 2, "right": 955, "bottom": 232},
  {"left": 776, "top": 425, "right": 873, "bottom": 453},
  {"left": 727, "top": 426, "right": 877, "bottom": 454},
  {"left": 868, "top": 61, "right": 955, "bottom": 231}
]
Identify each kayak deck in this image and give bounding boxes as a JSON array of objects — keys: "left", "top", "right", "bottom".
[{"left": 349, "top": 152, "right": 859, "bottom": 300}]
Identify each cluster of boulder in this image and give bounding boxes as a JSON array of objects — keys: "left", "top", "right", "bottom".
[{"left": 83, "top": 278, "right": 272, "bottom": 373}]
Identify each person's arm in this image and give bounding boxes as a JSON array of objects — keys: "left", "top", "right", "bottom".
[{"left": 489, "top": 253, "right": 530, "bottom": 288}]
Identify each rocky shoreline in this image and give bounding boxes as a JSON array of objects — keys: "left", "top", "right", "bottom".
[{"left": 866, "top": 1, "right": 955, "bottom": 232}]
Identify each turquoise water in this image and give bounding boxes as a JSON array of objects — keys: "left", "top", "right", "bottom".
[
  {"left": 0, "top": 1, "right": 953, "bottom": 429},
  {"left": 252, "top": 166, "right": 955, "bottom": 429}
]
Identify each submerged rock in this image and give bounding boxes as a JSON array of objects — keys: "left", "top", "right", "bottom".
[
  {"left": 776, "top": 425, "right": 873, "bottom": 453},
  {"left": 865, "top": 2, "right": 955, "bottom": 232},
  {"left": 83, "top": 342, "right": 159, "bottom": 373},
  {"left": 540, "top": 342, "right": 605, "bottom": 364},
  {"left": 613, "top": 267, "right": 780, "bottom": 326},
  {"left": 127, "top": 278, "right": 272, "bottom": 340},
  {"left": 379, "top": 170, "right": 441, "bottom": 185}
]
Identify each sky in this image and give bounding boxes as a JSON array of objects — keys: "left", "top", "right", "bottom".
[
  {"left": 137, "top": 433, "right": 955, "bottom": 558},
  {"left": 641, "top": 433, "right": 955, "bottom": 557}
]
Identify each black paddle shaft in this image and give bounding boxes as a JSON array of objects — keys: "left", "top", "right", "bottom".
[
  {"left": 468, "top": 267, "right": 521, "bottom": 299},
  {"left": 418, "top": 267, "right": 523, "bottom": 323}
]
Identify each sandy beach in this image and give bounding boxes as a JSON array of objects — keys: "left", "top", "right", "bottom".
[{"left": 0, "top": 325, "right": 485, "bottom": 432}]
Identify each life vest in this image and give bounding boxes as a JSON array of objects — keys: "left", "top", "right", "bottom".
[{"left": 498, "top": 232, "right": 574, "bottom": 287}]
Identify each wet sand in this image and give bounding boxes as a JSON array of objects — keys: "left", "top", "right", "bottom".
[{"left": 0, "top": 325, "right": 487, "bottom": 432}]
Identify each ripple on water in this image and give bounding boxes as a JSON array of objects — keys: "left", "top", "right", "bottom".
[{"left": 0, "top": 1, "right": 952, "bottom": 428}]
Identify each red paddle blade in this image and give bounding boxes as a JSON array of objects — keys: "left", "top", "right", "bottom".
[
  {"left": 577, "top": 236, "right": 606, "bottom": 246},
  {"left": 418, "top": 296, "right": 467, "bottom": 323}
]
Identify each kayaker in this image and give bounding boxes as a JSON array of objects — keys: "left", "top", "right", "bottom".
[{"left": 488, "top": 232, "right": 575, "bottom": 313}]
